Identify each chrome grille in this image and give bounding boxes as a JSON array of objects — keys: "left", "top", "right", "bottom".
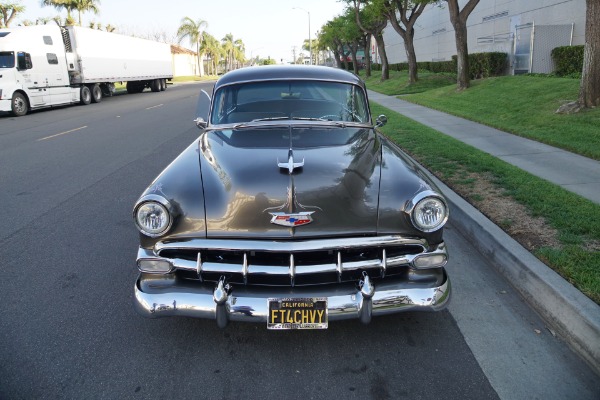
[{"left": 151, "top": 236, "right": 431, "bottom": 287}]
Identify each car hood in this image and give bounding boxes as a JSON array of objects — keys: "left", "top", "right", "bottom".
[{"left": 199, "top": 125, "right": 381, "bottom": 238}]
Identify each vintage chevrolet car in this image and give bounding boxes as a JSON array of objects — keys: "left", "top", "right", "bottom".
[{"left": 133, "top": 65, "right": 450, "bottom": 329}]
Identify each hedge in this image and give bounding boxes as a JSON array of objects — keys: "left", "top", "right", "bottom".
[
  {"left": 371, "top": 52, "right": 507, "bottom": 78},
  {"left": 551, "top": 45, "right": 584, "bottom": 77}
]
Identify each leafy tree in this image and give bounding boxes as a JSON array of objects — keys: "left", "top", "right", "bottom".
[
  {"left": 578, "top": 0, "right": 600, "bottom": 108},
  {"left": 0, "top": 1, "right": 25, "bottom": 27},
  {"left": 348, "top": 0, "right": 390, "bottom": 80},
  {"left": 382, "top": 0, "right": 432, "bottom": 84},
  {"left": 444, "top": 0, "right": 480, "bottom": 90},
  {"left": 177, "top": 17, "right": 208, "bottom": 77},
  {"left": 319, "top": 18, "right": 345, "bottom": 69}
]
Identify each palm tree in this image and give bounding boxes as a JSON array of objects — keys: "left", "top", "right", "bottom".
[
  {"left": 202, "top": 32, "right": 221, "bottom": 76},
  {"left": 233, "top": 38, "right": 245, "bottom": 69},
  {"left": 221, "top": 33, "right": 234, "bottom": 72},
  {"left": 222, "top": 34, "right": 245, "bottom": 71},
  {"left": 0, "top": 1, "right": 26, "bottom": 28},
  {"left": 41, "top": 0, "right": 98, "bottom": 26},
  {"left": 177, "top": 17, "right": 208, "bottom": 77},
  {"left": 41, "top": 0, "right": 77, "bottom": 23},
  {"left": 73, "top": 0, "right": 100, "bottom": 26}
]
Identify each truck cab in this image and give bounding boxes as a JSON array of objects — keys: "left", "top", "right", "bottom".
[{"left": 0, "top": 25, "right": 77, "bottom": 116}]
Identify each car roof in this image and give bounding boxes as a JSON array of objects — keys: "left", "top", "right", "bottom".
[{"left": 213, "top": 65, "right": 366, "bottom": 91}]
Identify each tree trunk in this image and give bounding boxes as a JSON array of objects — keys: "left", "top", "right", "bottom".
[
  {"left": 333, "top": 49, "right": 343, "bottom": 69},
  {"left": 447, "top": 0, "right": 480, "bottom": 90},
  {"left": 404, "top": 32, "right": 418, "bottom": 84},
  {"left": 199, "top": 52, "right": 205, "bottom": 77},
  {"left": 350, "top": 42, "right": 359, "bottom": 75},
  {"left": 579, "top": 0, "right": 600, "bottom": 108},
  {"left": 375, "top": 33, "right": 389, "bottom": 80},
  {"left": 363, "top": 33, "right": 372, "bottom": 78},
  {"left": 452, "top": 20, "right": 470, "bottom": 90}
]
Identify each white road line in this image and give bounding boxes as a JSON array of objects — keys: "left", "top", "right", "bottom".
[
  {"left": 146, "top": 104, "right": 164, "bottom": 110},
  {"left": 37, "top": 126, "right": 88, "bottom": 141}
]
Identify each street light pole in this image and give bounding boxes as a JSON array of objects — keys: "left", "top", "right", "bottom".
[{"left": 293, "top": 7, "right": 312, "bottom": 65}]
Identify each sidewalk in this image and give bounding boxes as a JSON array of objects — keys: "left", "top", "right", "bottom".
[
  {"left": 368, "top": 90, "right": 600, "bottom": 204},
  {"left": 367, "top": 90, "right": 600, "bottom": 375}
]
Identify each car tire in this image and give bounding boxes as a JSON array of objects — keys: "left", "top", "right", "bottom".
[
  {"left": 80, "top": 86, "right": 92, "bottom": 105},
  {"left": 90, "top": 84, "right": 102, "bottom": 103},
  {"left": 11, "top": 92, "right": 29, "bottom": 117}
]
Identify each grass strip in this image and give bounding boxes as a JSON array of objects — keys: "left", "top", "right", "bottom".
[
  {"left": 370, "top": 101, "right": 600, "bottom": 304},
  {"left": 402, "top": 75, "right": 600, "bottom": 160}
]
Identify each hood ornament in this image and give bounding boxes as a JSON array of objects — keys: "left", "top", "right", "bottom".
[{"left": 278, "top": 148, "right": 304, "bottom": 174}]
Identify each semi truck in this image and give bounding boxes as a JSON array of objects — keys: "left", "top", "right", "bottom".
[{"left": 0, "top": 25, "right": 173, "bottom": 116}]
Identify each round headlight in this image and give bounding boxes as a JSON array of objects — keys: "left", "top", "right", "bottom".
[
  {"left": 411, "top": 196, "right": 448, "bottom": 232},
  {"left": 135, "top": 201, "right": 171, "bottom": 237}
]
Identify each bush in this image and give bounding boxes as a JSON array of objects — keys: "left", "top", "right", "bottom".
[
  {"left": 452, "top": 52, "right": 507, "bottom": 79},
  {"left": 551, "top": 45, "right": 584, "bottom": 77},
  {"left": 370, "top": 53, "right": 507, "bottom": 78}
]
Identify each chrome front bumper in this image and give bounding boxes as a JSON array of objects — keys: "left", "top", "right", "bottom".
[{"left": 133, "top": 269, "right": 451, "bottom": 327}]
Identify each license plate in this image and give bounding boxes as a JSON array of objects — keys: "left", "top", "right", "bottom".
[{"left": 267, "top": 297, "right": 328, "bottom": 330}]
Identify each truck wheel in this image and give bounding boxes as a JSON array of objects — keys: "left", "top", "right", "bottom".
[
  {"left": 80, "top": 86, "right": 92, "bottom": 105},
  {"left": 160, "top": 79, "right": 166, "bottom": 91},
  {"left": 91, "top": 84, "right": 102, "bottom": 103},
  {"left": 11, "top": 92, "right": 29, "bottom": 117},
  {"left": 150, "top": 79, "right": 161, "bottom": 92}
]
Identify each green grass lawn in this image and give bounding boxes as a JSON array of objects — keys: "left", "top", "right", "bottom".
[
  {"left": 360, "top": 70, "right": 456, "bottom": 95},
  {"left": 370, "top": 101, "right": 600, "bottom": 304},
  {"left": 399, "top": 74, "right": 600, "bottom": 160}
]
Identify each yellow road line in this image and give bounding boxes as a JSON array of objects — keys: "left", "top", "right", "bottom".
[{"left": 37, "top": 126, "right": 88, "bottom": 141}]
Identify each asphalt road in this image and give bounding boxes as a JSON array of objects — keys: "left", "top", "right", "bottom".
[{"left": 0, "top": 82, "right": 598, "bottom": 399}]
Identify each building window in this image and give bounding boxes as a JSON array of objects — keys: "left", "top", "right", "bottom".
[{"left": 482, "top": 10, "right": 509, "bottom": 23}]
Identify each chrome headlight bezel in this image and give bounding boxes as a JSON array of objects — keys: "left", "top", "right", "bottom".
[
  {"left": 133, "top": 194, "right": 174, "bottom": 238},
  {"left": 405, "top": 191, "right": 449, "bottom": 233}
]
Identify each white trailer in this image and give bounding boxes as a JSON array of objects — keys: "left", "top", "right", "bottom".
[{"left": 0, "top": 25, "right": 173, "bottom": 116}]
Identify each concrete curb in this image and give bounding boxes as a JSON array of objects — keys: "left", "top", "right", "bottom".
[{"left": 428, "top": 174, "right": 600, "bottom": 376}]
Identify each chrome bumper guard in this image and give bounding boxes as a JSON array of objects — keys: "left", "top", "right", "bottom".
[{"left": 134, "top": 269, "right": 451, "bottom": 327}]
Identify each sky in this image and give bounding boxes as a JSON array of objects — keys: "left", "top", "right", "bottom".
[{"left": 15, "top": 0, "right": 348, "bottom": 63}]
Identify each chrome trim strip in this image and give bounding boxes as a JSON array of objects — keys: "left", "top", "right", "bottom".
[
  {"left": 336, "top": 251, "right": 342, "bottom": 283},
  {"left": 242, "top": 253, "right": 248, "bottom": 285},
  {"left": 133, "top": 270, "right": 451, "bottom": 322},
  {"left": 289, "top": 254, "right": 296, "bottom": 287},
  {"left": 155, "top": 236, "right": 427, "bottom": 253},
  {"left": 196, "top": 252, "right": 203, "bottom": 282},
  {"left": 138, "top": 241, "right": 448, "bottom": 280}
]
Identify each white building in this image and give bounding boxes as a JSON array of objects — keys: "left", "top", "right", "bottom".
[
  {"left": 381, "top": 0, "right": 586, "bottom": 74},
  {"left": 170, "top": 44, "right": 197, "bottom": 77}
]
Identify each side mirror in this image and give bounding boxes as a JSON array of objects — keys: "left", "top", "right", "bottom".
[
  {"left": 195, "top": 89, "right": 211, "bottom": 129},
  {"left": 375, "top": 114, "right": 387, "bottom": 128}
]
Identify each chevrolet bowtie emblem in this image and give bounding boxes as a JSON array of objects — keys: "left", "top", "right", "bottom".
[
  {"left": 269, "top": 212, "right": 314, "bottom": 227},
  {"left": 278, "top": 149, "right": 304, "bottom": 174}
]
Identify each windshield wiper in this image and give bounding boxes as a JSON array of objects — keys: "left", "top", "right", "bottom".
[{"left": 251, "top": 117, "right": 291, "bottom": 122}]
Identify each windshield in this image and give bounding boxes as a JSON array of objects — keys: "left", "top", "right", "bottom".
[
  {"left": 0, "top": 51, "right": 15, "bottom": 68},
  {"left": 210, "top": 80, "right": 370, "bottom": 125}
]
